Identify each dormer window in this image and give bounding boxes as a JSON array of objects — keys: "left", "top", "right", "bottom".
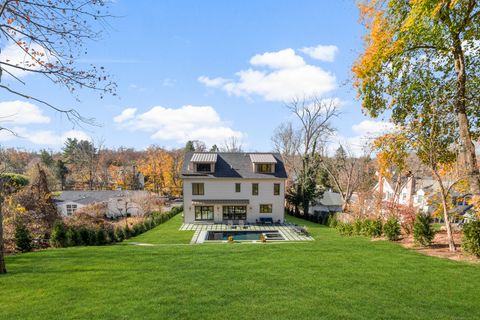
[
  {"left": 191, "top": 153, "right": 217, "bottom": 173},
  {"left": 249, "top": 154, "right": 277, "bottom": 174},
  {"left": 196, "top": 163, "right": 211, "bottom": 172},
  {"left": 257, "top": 163, "right": 273, "bottom": 173}
]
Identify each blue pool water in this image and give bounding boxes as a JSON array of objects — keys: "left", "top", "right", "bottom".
[{"left": 206, "top": 231, "right": 283, "bottom": 241}]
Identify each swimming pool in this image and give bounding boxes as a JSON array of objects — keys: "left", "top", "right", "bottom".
[{"left": 206, "top": 230, "right": 284, "bottom": 241}]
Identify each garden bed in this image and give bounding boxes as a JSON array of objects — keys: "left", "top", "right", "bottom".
[{"left": 398, "top": 230, "right": 479, "bottom": 264}]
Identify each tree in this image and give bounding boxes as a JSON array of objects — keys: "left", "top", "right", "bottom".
[
  {"left": 54, "top": 159, "right": 68, "bottom": 191},
  {"left": 0, "top": 172, "right": 29, "bottom": 274},
  {"left": 184, "top": 141, "right": 195, "bottom": 152},
  {"left": 14, "top": 221, "right": 32, "bottom": 253},
  {"left": 0, "top": 0, "right": 116, "bottom": 130},
  {"left": 221, "top": 136, "right": 243, "bottom": 152},
  {"left": 353, "top": 0, "right": 480, "bottom": 199},
  {"left": 210, "top": 144, "right": 219, "bottom": 152},
  {"left": 39, "top": 150, "right": 53, "bottom": 167},
  {"left": 321, "top": 145, "right": 376, "bottom": 212},
  {"left": 274, "top": 96, "right": 339, "bottom": 216}
]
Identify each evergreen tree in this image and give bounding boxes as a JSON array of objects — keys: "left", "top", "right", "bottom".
[
  {"left": 184, "top": 141, "right": 195, "bottom": 152},
  {"left": 413, "top": 213, "right": 435, "bottom": 247},
  {"left": 14, "top": 222, "right": 32, "bottom": 253}
]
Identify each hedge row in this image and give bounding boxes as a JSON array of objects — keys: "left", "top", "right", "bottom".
[{"left": 49, "top": 206, "right": 183, "bottom": 248}]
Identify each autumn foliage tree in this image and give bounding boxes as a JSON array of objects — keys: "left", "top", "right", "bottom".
[{"left": 353, "top": 0, "right": 480, "bottom": 200}]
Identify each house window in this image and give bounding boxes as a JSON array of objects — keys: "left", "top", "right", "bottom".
[
  {"left": 66, "top": 204, "right": 77, "bottom": 216},
  {"left": 192, "top": 183, "right": 204, "bottom": 195},
  {"left": 222, "top": 206, "right": 247, "bottom": 220},
  {"left": 196, "top": 163, "right": 211, "bottom": 172},
  {"left": 252, "top": 183, "right": 259, "bottom": 195},
  {"left": 257, "top": 163, "right": 273, "bottom": 173},
  {"left": 195, "top": 206, "right": 214, "bottom": 220},
  {"left": 260, "top": 204, "right": 272, "bottom": 213},
  {"left": 417, "top": 194, "right": 424, "bottom": 204},
  {"left": 235, "top": 183, "right": 241, "bottom": 193},
  {"left": 401, "top": 193, "right": 407, "bottom": 201},
  {"left": 274, "top": 183, "right": 280, "bottom": 195}
]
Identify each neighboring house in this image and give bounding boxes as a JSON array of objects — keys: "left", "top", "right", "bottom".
[
  {"left": 308, "top": 190, "right": 343, "bottom": 215},
  {"left": 181, "top": 152, "right": 288, "bottom": 224},
  {"left": 373, "top": 175, "right": 473, "bottom": 215},
  {"left": 53, "top": 190, "right": 151, "bottom": 218}
]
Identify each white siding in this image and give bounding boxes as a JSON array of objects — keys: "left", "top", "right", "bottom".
[{"left": 183, "top": 178, "right": 285, "bottom": 223}]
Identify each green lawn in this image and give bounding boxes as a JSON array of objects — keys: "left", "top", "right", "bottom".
[{"left": 1, "top": 214, "right": 479, "bottom": 320}]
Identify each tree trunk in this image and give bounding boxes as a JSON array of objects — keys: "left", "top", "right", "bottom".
[
  {"left": 434, "top": 171, "right": 456, "bottom": 252},
  {"left": 453, "top": 44, "right": 480, "bottom": 196},
  {"left": 0, "top": 201, "right": 6, "bottom": 274},
  {"left": 440, "top": 192, "right": 456, "bottom": 252}
]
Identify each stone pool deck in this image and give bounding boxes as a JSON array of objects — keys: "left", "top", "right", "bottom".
[{"left": 180, "top": 223, "right": 314, "bottom": 244}]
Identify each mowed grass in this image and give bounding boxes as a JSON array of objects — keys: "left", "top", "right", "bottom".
[{"left": 1, "top": 214, "right": 480, "bottom": 320}]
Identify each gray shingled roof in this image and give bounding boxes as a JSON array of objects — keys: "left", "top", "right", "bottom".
[
  {"left": 53, "top": 190, "right": 149, "bottom": 205},
  {"left": 182, "top": 152, "right": 287, "bottom": 179}
]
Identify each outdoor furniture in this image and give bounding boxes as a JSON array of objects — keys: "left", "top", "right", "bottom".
[
  {"left": 259, "top": 217, "right": 273, "bottom": 225},
  {"left": 239, "top": 220, "right": 248, "bottom": 229}
]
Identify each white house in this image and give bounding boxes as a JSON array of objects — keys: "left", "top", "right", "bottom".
[
  {"left": 182, "top": 152, "right": 288, "bottom": 224},
  {"left": 53, "top": 190, "right": 151, "bottom": 218}
]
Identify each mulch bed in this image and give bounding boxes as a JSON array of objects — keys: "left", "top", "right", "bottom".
[{"left": 397, "top": 230, "right": 479, "bottom": 264}]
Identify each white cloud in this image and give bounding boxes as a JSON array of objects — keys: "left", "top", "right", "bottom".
[
  {"left": 0, "top": 100, "right": 50, "bottom": 124},
  {"left": 327, "top": 120, "right": 396, "bottom": 156},
  {"left": 250, "top": 48, "right": 305, "bottom": 69},
  {"left": 0, "top": 42, "right": 52, "bottom": 78},
  {"left": 300, "top": 45, "right": 339, "bottom": 62},
  {"left": 352, "top": 120, "right": 396, "bottom": 136},
  {"left": 198, "top": 76, "right": 229, "bottom": 87},
  {"left": 114, "top": 105, "right": 243, "bottom": 146},
  {"left": 113, "top": 108, "right": 137, "bottom": 123},
  {"left": 198, "top": 47, "right": 336, "bottom": 101},
  {"left": 0, "top": 126, "right": 89, "bottom": 146}
]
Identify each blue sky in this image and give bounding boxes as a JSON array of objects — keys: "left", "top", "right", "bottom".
[{"left": 0, "top": 0, "right": 392, "bottom": 153}]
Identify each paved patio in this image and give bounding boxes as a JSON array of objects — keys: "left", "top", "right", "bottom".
[{"left": 180, "top": 222, "right": 314, "bottom": 244}]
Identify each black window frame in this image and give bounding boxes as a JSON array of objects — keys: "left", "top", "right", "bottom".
[
  {"left": 257, "top": 163, "right": 273, "bottom": 173},
  {"left": 259, "top": 204, "right": 272, "bottom": 213},
  {"left": 196, "top": 163, "right": 211, "bottom": 172},
  {"left": 235, "top": 183, "right": 241, "bottom": 193},
  {"left": 192, "top": 183, "right": 205, "bottom": 195},
  {"left": 195, "top": 206, "right": 214, "bottom": 220},
  {"left": 252, "top": 183, "right": 259, "bottom": 195},
  {"left": 222, "top": 206, "right": 247, "bottom": 220},
  {"left": 274, "top": 183, "right": 280, "bottom": 195}
]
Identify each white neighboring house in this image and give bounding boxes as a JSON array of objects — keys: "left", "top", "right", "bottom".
[
  {"left": 373, "top": 175, "right": 473, "bottom": 214},
  {"left": 53, "top": 190, "right": 151, "bottom": 218},
  {"left": 182, "top": 152, "right": 288, "bottom": 224}
]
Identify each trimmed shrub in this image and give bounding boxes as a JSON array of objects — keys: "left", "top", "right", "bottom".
[
  {"left": 462, "top": 221, "right": 480, "bottom": 257},
  {"left": 367, "top": 219, "right": 383, "bottom": 237},
  {"left": 114, "top": 227, "right": 125, "bottom": 242},
  {"left": 353, "top": 220, "right": 364, "bottom": 235},
  {"left": 413, "top": 213, "right": 435, "bottom": 247},
  {"left": 123, "top": 226, "right": 131, "bottom": 239},
  {"left": 96, "top": 228, "right": 107, "bottom": 245},
  {"left": 106, "top": 228, "right": 116, "bottom": 244},
  {"left": 50, "top": 221, "right": 67, "bottom": 248},
  {"left": 327, "top": 214, "right": 339, "bottom": 228},
  {"left": 384, "top": 217, "right": 401, "bottom": 241},
  {"left": 14, "top": 222, "right": 32, "bottom": 252},
  {"left": 65, "top": 227, "right": 80, "bottom": 247},
  {"left": 337, "top": 222, "right": 354, "bottom": 236}
]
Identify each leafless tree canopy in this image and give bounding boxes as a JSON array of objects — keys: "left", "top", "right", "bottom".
[
  {"left": 221, "top": 136, "right": 243, "bottom": 152},
  {"left": 0, "top": 0, "right": 116, "bottom": 126}
]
